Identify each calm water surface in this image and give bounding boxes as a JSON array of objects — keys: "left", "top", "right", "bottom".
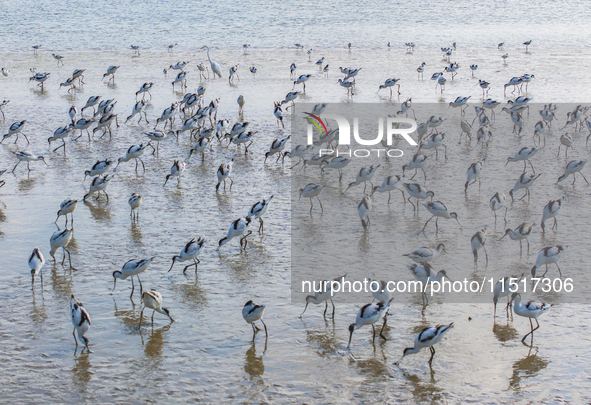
[{"left": 1, "top": 2, "right": 591, "bottom": 403}]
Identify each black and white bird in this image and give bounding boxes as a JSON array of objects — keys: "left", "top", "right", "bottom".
[
  {"left": 215, "top": 159, "right": 234, "bottom": 191},
  {"left": 358, "top": 195, "right": 372, "bottom": 230},
  {"left": 218, "top": 217, "right": 252, "bottom": 250},
  {"left": 300, "top": 274, "right": 346, "bottom": 318},
  {"left": 557, "top": 160, "right": 588, "bottom": 185},
  {"left": 49, "top": 229, "right": 74, "bottom": 268},
  {"left": 531, "top": 246, "right": 565, "bottom": 278},
  {"left": 265, "top": 136, "right": 290, "bottom": 163},
  {"left": 164, "top": 160, "right": 186, "bottom": 186},
  {"left": 1, "top": 120, "right": 29, "bottom": 145},
  {"left": 243, "top": 300, "right": 267, "bottom": 338},
  {"left": 471, "top": 228, "right": 488, "bottom": 267},
  {"left": 29, "top": 248, "right": 45, "bottom": 284},
  {"left": 395, "top": 323, "right": 454, "bottom": 367},
  {"left": 128, "top": 193, "right": 142, "bottom": 221},
  {"left": 102, "top": 66, "right": 119, "bottom": 83},
  {"left": 540, "top": 198, "right": 563, "bottom": 232},
  {"left": 498, "top": 223, "right": 535, "bottom": 255},
  {"left": 139, "top": 290, "right": 174, "bottom": 327},
  {"left": 168, "top": 237, "right": 207, "bottom": 274},
  {"left": 112, "top": 257, "right": 155, "bottom": 299},
  {"left": 48, "top": 125, "right": 73, "bottom": 153},
  {"left": 83, "top": 174, "right": 113, "bottom": 201},
  {"left": 71, "top": 295, "right": 91, "bottom": 349},
  {"left": 84, "top": 159, "right": 114, "bottom": 181},
  {"left": 403, "top": 244, "right": 446, "bottom": 263},
  {"left": 510, "top": 293, "right": 550, "bottom": 343},
  {"left": 247, "top": 196, "right": 274, "bottom": 232},
  {"left": 489, "top": 192, "right": 507, "bottom": 225},
  {"left": 116, "top": 144, "right": 148, "bottom": 173},
  {"left": 55, "top": 199, "right": 78, "bottom": 227},
  {"left": 347, "top": 299, "right": 392, "bottom": 348}
]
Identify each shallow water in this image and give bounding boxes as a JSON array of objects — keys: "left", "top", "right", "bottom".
[{"left": 1, "top": 15, "right": 591, "bottom": 405}]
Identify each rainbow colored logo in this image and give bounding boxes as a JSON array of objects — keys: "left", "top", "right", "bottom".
[{"left": 304, "top": 112, "right": 328, "bottom": 135}]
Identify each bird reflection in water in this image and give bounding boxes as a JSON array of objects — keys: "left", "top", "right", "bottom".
[
  {"left": 143, "top": 324, "right": 171, "bottom": 358},
  {"left": 50, "top": 262, "right": 73, "bottom": 299},
  {"left": 30, "top": 288, "right": 47, "bottom": 324},
  {"left": 112, "top": 297, "right": 142, "bottom": 329},
  {"left": 83, "top": 199, "right": 111, "bottom": 222},
  {"left": 244, "top": 338, "right": 266, "bottom": 377},
  {"left": 399, "top": 368, "right": 442, "bottom": 403},
  {"left": 302, "top": 317, "right": 341, "bottom": 358},
  {"left": 130, "top": 221, "right": 143, "bottom": 245},
  {"left": 350, "top": 354, "right": 391, "bottom": 381},
  {"left": 71, "top": 351, "right": 93, "bottom": 388},
  {"left": 509, "top": 346, "right": 549, "bottom": 391},
  {"left": 493, "top": 322, "right": 519, "bottom": 343},
  {"left": 17, "top": 174, "right": 39, "bottom": 191}
]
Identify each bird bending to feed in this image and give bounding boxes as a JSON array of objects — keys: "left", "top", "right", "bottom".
[
  {"left": 540, "top": 198, "right": 563, "bottom": 232},
  {"left": 112, "top": 257, "right": 155, "bottom": 299},
  {"left": 50, "top": 229, "right": 74, "bottom": 268},
  {"left": 347, "top": 299, "right": 392, "bottom": 348},
  {"left": 11, "top": 151, "right": 47, "bottom": 173},
  {"left": 493, "top": 274, "right": 524, "bottom": 317},
  {"left": 371, "top": 175, "right": 405, "bottom": 204},
  {"left": 71, "top": 295, "right": 91, "bottom": 349},
  {"left": 55, "top": 199, "right": 77, "bottom": 227},
  {"left": 395, "top": 323, "right": 454, "bottom": 366},
  {"left": 218, "top": 217, "right": 252, "bottom": 250},
  {"left": 498, "top": 222, "right": 534, "bottom": 255},
  {"left": 243, "top": 300, "right": 267, "bottom": 338},
  {"left": 531, "top": 245, "right": 565, "bottom": 278},
  {"left": 215, "top": 160, "right": 233, "bottom": 191},
  {"left": 422, "top": 201, "right": 461, "bottom": 232},
  {"left": 300, "top": 274, "right": 346, "bottom": 318},
  {"left": 403, "top": 243, "right": 446, "bottom": 263},
  {"left": 164, "top": 160, "right": 186, "bottom": 186},
  {"left": 557, "top": 160, "right": 588, "bottom": 185},
  {"left": 299, "top": 183, "right": 324, "bottom": 213},
  {"left": 247, "top": 196, "right": 273, "bottom": 233},
  {"left": 168, "top": 237, "right": 207, "bottom": 274},
  {"left": 83, "top": 174, "right": 113, "bottom": 201},
  {"left": 139, "top": 290, "right": 174, "bottom": 327}
]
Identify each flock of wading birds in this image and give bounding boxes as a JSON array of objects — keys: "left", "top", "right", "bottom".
[{"left": 0, "top": 41, "right": 586, "bottom": 367}]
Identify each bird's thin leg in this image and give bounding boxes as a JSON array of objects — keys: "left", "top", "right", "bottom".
[
  {"left": 151, "top": 309, "right": 155, "bottom": 326},
  {"left": 372, "top": 324, "right": 376, "bottom": 342},
  {"left": 73, "top": 328, "right": 78, "bottom": 347},
  {"left": 522, "top": 318, "right": 534, "bottom": 342},
  {"left": 139, "top": 307, "right": 145, "bottom": 328},
  {"left": 130, "top": 277, "right": 135, "bottom": 299},
  {"left": 379, "top": 317, "right": 387, "bottom": 340},
  {"left": 556, "top": 263, "right": 563, "bottom": 277},
  {"left": 323, "top": 300, "right": 328, "bottom": 317},
  {"left": 299, "top": 302, "right": 309, "bottom": 318},
  {"left": 428, "top": 346, "right": 436, "bottom": 365},
  {"left": 261, "top": 320, "right": 268, "bottom": 337},
  {"left": 422, "top": 216, "right": 434, "bottom": 231},
  {"left": 137, "top": 276, "right": 143, "bottom": 295},
  {"left": 331, "top": 299, "right": 336, "bottom": 318}
]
